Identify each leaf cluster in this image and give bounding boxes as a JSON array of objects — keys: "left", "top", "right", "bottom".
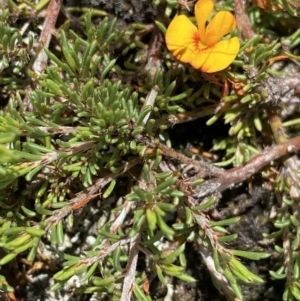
[{"left": 1, "top": 1, "right": 300, "bottom": 301}]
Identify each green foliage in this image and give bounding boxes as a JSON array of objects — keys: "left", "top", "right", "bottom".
[{"left": 1, "top": 0, "right": 300, "bottom": 300}]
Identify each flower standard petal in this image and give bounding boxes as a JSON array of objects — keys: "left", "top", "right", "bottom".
[
  {"left": 190, "top": 37, "right": 240, "bottom": 73},
  {"left": 204, "top": 11, "right": 237, "bottom": 46},
  {"left": 194, "top": 0, "right": 214, "bottom": 45},
  {"left": 165, "top": 15, "right": 199, "bottom": 63}
]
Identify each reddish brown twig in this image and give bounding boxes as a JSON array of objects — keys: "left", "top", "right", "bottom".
[
  {"left": 135, "top": 135, "right": 224, "bottom": 178},
  {"left": 233, "top": 0, "right": 256, "bottom": 40},
  {"left": 194, "top": 135, "right": 300, "bottom": 198},
  {"left": 68, "top": 157, "right": 140, "bottom": 209},
  {"left": 144, "top": 2, "right": 166, "bottom": 80},
  {"left": 156, "top": 104, "right": 218, "bottom": 128},
  {"left": 45, "top": 157, "right": 140, "bottom": 228}
]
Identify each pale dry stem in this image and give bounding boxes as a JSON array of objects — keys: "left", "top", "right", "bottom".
[{"left": 32, "top": 0, "right": 62, "bottom": 75}]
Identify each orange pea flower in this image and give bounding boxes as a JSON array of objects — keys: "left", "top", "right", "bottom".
[{"left": 165, "top": 0, "right": 240, "bottom": 73}]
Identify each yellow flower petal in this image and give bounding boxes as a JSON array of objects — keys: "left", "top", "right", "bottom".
[
  {"left": 194, "top": 0, "right": 214, "bottom": 44},
  {"left": 190, "top": 37, "right": 240, "bottom": 73},
  {"left": 165, "top": 0, "right": 240, "bottom": 73},
  {"left": 204, "top": 11, "right": 237, "bottom": 46},
  {"left": 165, "top": 15, "right": 199, "bottom": 63}
]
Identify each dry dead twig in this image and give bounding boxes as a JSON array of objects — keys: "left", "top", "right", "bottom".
[
  {"left": 121, "top": 233, "right": 141, "bottom": 301},
  {"left": 32, "top": 0, "right": 62, "bottom": 75}
]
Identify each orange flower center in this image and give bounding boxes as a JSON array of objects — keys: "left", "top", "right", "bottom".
[{"left": 192, "top": 32, "right": 211, "bottom": 52}]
